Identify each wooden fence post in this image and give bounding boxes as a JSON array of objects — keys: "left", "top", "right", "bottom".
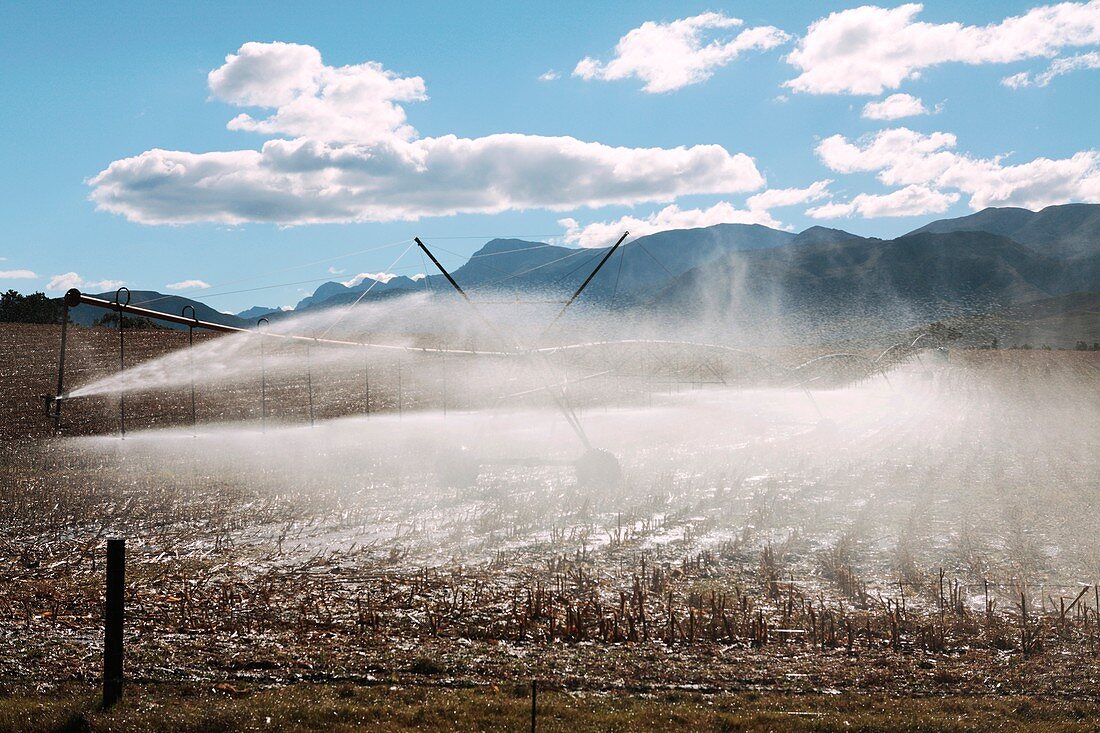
[
  {"left": 530, "top": 679, "right": 537, "bottom": 733},
  {"left": 103, "top": 538, "right": 125, "bottom": 708}
]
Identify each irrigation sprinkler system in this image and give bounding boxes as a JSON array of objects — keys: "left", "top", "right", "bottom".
[
  {"left": 43, "top": 233, "right": 634, "bottom": 487},
  {"left": 23, "top": 242, "right": 967, "bottom": 708},
  {"left": 41, "top": 236, "right": 942, "bottom": 490}
]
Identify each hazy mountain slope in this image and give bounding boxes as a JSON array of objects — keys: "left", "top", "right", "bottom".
[
  {"left": 1000, "top": 292, "right": 1100, "bottom": 347},
  {"left": 295, "top": 223, "right": 800, "bottom": 310},
  {"left": 1000, "top": 290, "right": 1100, "bottom": 321},
  {"left": 907, "top": 291, "right": 1100, "bottom": 349},
  {"left": 576, "top": 223, "right": 796, "bottom": 299},
  {"left": 236, "top": 305, "right": 281, "bottom": 319},
  {"left": 445, "top": 239, "right": 578, "bottom": 290},
  {"left": 287, "top": 205, "right": 1100, "bottom": 313},
  {"left": 651, "top": 231, "right": 1081, "bottom": 339},
  {"left": 294, "top": 275, "right": 422, "bottom": 310},
  {"left": 788, "top": 226, "right": 871, "bottom": 247},
  {"left": 450, "top": 224, "right": 797, "bottom": 295},
  {"left": 910, "top": 203, "right": 1100, "bottom": 260}
]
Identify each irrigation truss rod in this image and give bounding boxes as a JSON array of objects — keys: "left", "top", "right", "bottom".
[{"left": 543, "top": 231, "right": 629, "bottom": 336}]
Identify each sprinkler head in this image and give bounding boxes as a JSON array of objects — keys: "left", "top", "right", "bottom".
[
  {"left": 40, "top": 393, "right": 55, "bottom": 416},
  {"left": 42, "top": 393, "right": 72, "bottom": 416}
]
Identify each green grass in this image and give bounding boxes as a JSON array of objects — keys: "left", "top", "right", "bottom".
[{"left": 2, "top": 683, "right": 1097, "bottom": 733}]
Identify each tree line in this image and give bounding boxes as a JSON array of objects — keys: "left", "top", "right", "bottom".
[
  {"left": 2, "top": 289, "right": 165, "bottom": 328},
  {"left": 0, "top": 290, "right": 65, "bottom": 324}
]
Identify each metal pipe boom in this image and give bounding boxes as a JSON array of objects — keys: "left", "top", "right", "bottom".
[
  {"left": 65, "top": 289, "right": 245, "bottom": 334},
  {"left": 60, "top": 289, "right": 510, "bottom": 356}
]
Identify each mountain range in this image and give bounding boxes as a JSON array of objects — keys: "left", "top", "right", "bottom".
[
  {"left": 909, "top": 203, "right": 1100, "bottom": 260},
  {"left": 69, "top": 203, "right": 1100, "bottom": 346}
]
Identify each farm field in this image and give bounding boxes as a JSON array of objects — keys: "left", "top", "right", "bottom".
[
  {"left": 3, "top": 322, "right": 1100, "bottom": 727},
  {"left": 6, "top": 3, "right": 1100, "bottom": 729}
]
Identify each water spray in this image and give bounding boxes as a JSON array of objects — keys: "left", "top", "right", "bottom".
[
  {"left": 44, "top": 278, "right": 944, "bottom": 495},
  {"left": 415, "top": 234, "right": 628, "bottom": 488}
]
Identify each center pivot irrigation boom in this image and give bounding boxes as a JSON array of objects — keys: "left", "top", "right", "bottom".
[
  {"left": 43, "top": 233, "right": 631, "bottom": 488},
  {"left": 42, "top": 234, "right": 935, "bottom": 489}
]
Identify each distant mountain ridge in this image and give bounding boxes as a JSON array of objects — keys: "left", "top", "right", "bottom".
[
  {"left": 293, "top": 275, "right": 423, "bottom": 310},
  {"left": 908, "top": 203, "right": 1100, "bottom": 260},
  {"left": 59, "top": 204, "right": 1100, "bottom": 345},
  {"left": 652, "top": 229, "right": 1093, "bottom": 339},
  {"left": 438, "top": 223, "right": 796, "bottom": 299},
  {"left": 789, "top": 225, "right": 873, "bottom": 247},
  {"left": 270, "top": 223, "right": 799, "bottom": 314},
  {"left": 235, "top": 305, "right": 281, "bottom": 319}
]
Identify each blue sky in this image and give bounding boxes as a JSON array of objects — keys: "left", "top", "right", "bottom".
[{"left": 1, "top": 0, "right": 1098, "bottom": 312}]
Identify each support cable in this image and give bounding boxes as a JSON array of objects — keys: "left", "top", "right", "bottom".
[
  {"left": 471, "top": 247, "right": 595, "bottom": 292},
  {"left": 318, "top": 241, "right": 416, "bottom": 339},
  {"left": 134, "top": 237, "right": 413, "bottom": 308}
]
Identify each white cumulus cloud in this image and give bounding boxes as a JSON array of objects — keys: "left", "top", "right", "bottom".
[
  {"left": 861, "top": 93, "right": 930, "bottom": 120},
  {"left": 813, "top": 127, "right": 1100, "bottom": 215},
  {"left": 559, "top": 182, "right": 830, "bottom": 247},
  {"left": 560, "top": 203, "right": 779, "bottom": 248},
  {"left": 574, "top": 12, "right": 790, "bottom": 93},
  {"left": 0, "top": 269, "right": 37, "bottom": 279},
  {"left": 1002, "top": 49, "right": 1100, "bottom": 87},
  {"left": 787, "top": 2, "right": 1100, "bottom": 95},
  {"left": 208, "top": 41, "right": 427, "bottom": 144},
  {"left": 89, "top": 42, "right": 766, "bottom": 226},
  {"left": 342, "top": 271, "right": 399, "bottom": 287},
  {"left": 807, "top": 185, "right": 959, "bottom": 219},
  {"left": 46, "top": 272, "right": 126, "bottom": 293},
  {"left": 165, "top": 279, "right": 211, "bottom": 290},
  {"left": 745, "top": 180, "right": 832, "bottom": 211}
]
